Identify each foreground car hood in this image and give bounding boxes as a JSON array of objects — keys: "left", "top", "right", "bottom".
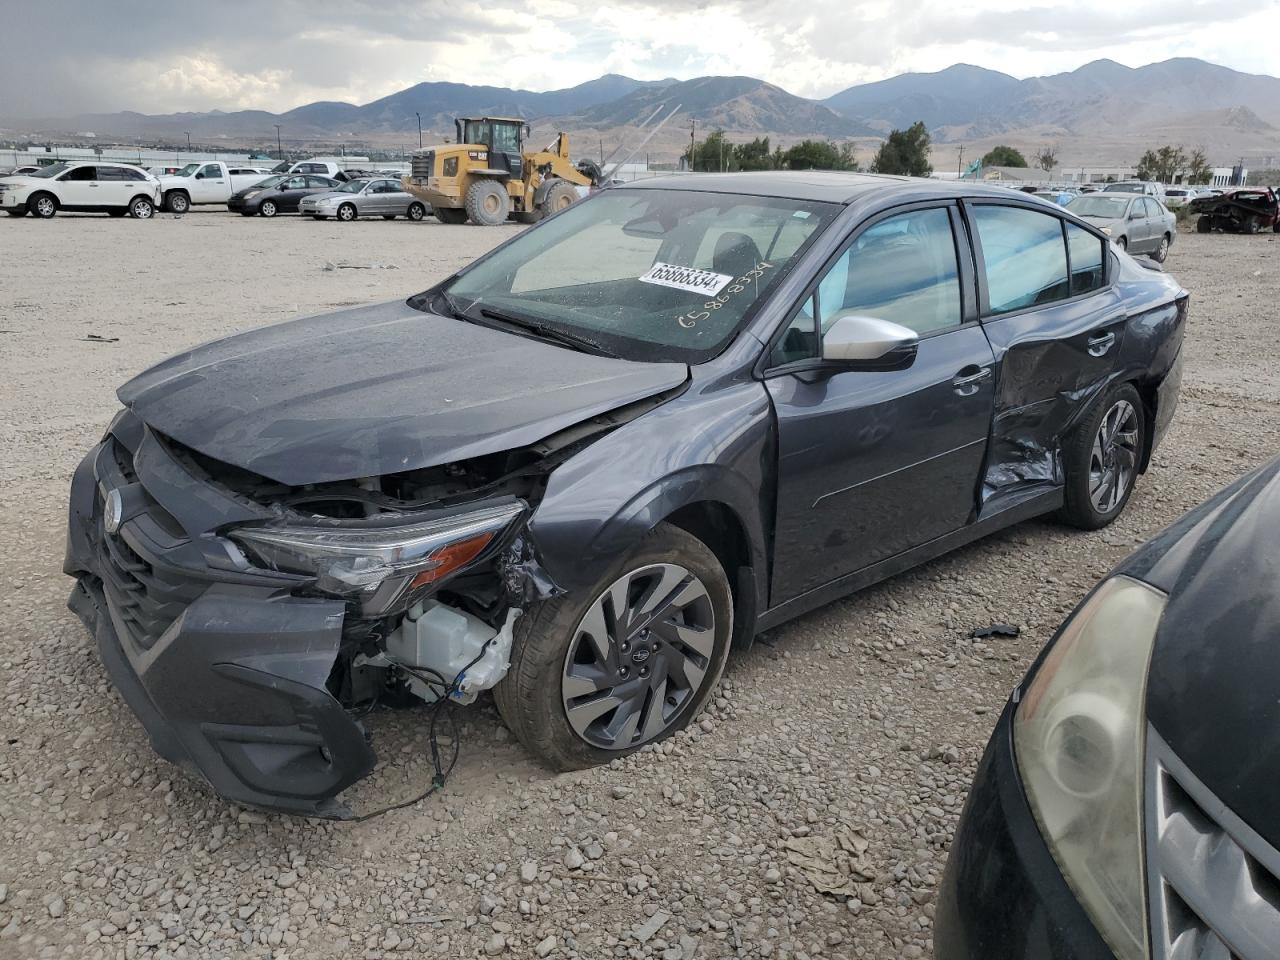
[
  {"left": 1122, "top": 458, "right": 1280, "bottom": 849},
  {"left": 118, "top": 299, "right": 687, "bottom": 485},
  {"left": 305, "top": 191, "right": 348, "bottom": 203}
]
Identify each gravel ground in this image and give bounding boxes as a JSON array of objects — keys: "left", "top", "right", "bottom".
[{"left": 0, "top": 211, "right": 1277, "bottom": 960}]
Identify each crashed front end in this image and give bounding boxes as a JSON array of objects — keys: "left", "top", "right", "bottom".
[{"left": 64, "top": 409, "right": 546, "bottom": 818}]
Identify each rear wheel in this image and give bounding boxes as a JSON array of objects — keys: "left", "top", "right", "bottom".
[
  {"left": 259, "top": 199, "right": 277, "bottom": 218},
  {"left": 407, "top": 202, "right": 426, "bottom": 221},
  {"left": 494, "top": 523, "right": 733, "bottom": 771},
  {"left": 539, "top": 180, "right": 578, "bottom": 219},
  {"left": 434, "top": 206, "right": 468, "bottom": 225},
  {"left": 1244, "top": 217, "right": 1260, "bottom": 235},
  {"left": 1151, "top": 234, "right": 1170, "bottom": 263},
  {"left": 30, "top": 193, "right": 57, "bottom": 218},
  {"left": 1059, "top": 383, "right": 1145, "bottom": 530},
  {"left": 465, "top": 179, "right": 510, "bottom": 226},
  {"left": 337, "top": 203, "right": 357, "bottom": 222},
  {"left": 129, "top": 196, "right": 155, "bottom": 219}
]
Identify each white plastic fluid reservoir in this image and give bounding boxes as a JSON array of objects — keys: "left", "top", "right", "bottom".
[{"left": 385, "top": 600, "right": 496, "bottom": 701}]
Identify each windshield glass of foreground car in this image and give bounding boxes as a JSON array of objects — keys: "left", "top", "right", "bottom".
[
  {"left": 1067, "top": 196, "right": 1130, "bottom": 219},
  {"left": 438, "top": 189, "right": 841, "bottom": 363}
]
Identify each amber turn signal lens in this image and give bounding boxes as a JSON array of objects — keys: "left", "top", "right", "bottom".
[{"left": 408, "top": 532, "right": 495, "bottom": 589}]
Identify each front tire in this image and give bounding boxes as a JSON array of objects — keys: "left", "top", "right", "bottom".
[
  {"left": 465, "top": 179, "right": 510, "bottom": 226},
  {"left": 337, "top": 203, "right": 357, "bottom": 222},
  {"left": 30, "top": 193, "right": 57, "bottom": 218},
  {"left": 1059, "top": 383, "right": 1145, "bottom": 530},
  {"left": 128, "top": 196, "right": 155, "bottom": 219},
  {"left": 260, "top": 199, "right": 277, "bottom": 218},
  {"left": 539, "top": 180, "right": 578, "bottom": 219},
  {"left": 165, "top": 191, "right": 190, "bottom": 214},
  {"left": 494, "top": 523, "right": 733, "bottom": 771}
]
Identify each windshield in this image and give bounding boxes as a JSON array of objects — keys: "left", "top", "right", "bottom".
[
  {"left": 1067, "top": 195, "right": 1130, "bottom": 218},
  {"left": 436, "top": 188, "right": 840, "bottom": 363},
  {"left": 29, "top": 163, "right": 69, "bottom": 179},
  {"left": 334, "top": 180, "right": 368, "bottom": 193}
]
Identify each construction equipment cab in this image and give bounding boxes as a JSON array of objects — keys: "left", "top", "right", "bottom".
[{"left": 403, "top": 117, "right": 599, "bottom": 226}]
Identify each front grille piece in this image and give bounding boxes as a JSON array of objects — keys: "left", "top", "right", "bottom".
[{"left": 1146, "top": 727, "right": 1280, "bottom": 959}]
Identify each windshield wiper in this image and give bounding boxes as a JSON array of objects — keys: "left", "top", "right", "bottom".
[{"left": 475, "top": 305, "right": 618, "bottom": 359}]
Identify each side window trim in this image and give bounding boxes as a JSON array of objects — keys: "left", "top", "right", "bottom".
[
  {"left": 960, "top": 198, "right": 1112, "bottom": 321},
  {"left": 760, "top": 199, "right": 970, "bottom": 375}
]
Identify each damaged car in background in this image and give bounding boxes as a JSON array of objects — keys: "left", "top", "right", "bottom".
[{"left": 65, "top": 173, "right": 1188, "bottom": 817}]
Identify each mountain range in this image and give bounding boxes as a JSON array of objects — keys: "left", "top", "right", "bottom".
[{"left": 6, "top": 58, "right": 1280, "bottom": 165}]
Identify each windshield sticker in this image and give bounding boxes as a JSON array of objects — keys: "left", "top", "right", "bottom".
[
  {"left": 675, "top": 260, "right": 775, "bottom": 329},
  {"left": 640, "top": 262, "right": 734, "bottom": 296}
]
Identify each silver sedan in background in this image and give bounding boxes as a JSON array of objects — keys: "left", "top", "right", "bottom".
[
  {"left": 301, "top": 178, "right": 429, "bottom": 222},
  {"left": 1064, "top": 193, "right": 1176, "bottom": 262}
]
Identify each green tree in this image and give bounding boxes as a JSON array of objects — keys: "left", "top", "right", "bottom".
[
  {"left": 1136, "top": 145, "right": 1187, "bottom": 182},
  {"left": 685, "top": 129, "right": 735, "bottom": 172},
  {"left": 870, "top": 121, "right": 932, "bottom": 177},
  {"left": 1035, "top": 145, "right": 1058, "bottom": 173},
  {"left": 733, "top": 136, "right": 774, "bottom": 171},
  {"left": 838, "top": 142, "right": 862, "bottom": 172},
  {"left": 783, "top": 139, "right": 842, "bottom": 170},
  {"left": 981, "top": 145, "right": 1027, "bottom": 168}
]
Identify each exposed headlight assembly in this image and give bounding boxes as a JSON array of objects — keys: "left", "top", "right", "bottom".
[
  {"left": 1014, "top": 575, "right": 1166, "bottom": 960},
  {"left": 229, "top": 502, "right": 524, "bottom": 616}
]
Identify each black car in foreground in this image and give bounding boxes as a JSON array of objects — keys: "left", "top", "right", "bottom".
[
  {"left": 227, "top": 173, "right": 340, "bottom": 217},
  {"left": 937, "top": 461, "right": 1280, "bottom": 960},
  {"left": 64, "top": 172, "right": 1188, "bottom": 817}
]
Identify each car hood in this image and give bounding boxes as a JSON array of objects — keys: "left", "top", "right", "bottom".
[
  {"left": 117, "top": 298, "right": 688, "bottom": 486},
  {"left": 1120, "top": 458, "right": 1280, "bottom": 849},
  {"left": 230, "top": 186, "right": 275, "bottom": 198},
  {"left": 1075, "top": 214, "right": 1124, "bottom": 228},
  {"left": 304, "top": 191, "right": 355, "bottom": 203}
]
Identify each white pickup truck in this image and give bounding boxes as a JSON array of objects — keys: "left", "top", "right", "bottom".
[{"left": 156, "top": 162, "right": 272, "bottom": 213}]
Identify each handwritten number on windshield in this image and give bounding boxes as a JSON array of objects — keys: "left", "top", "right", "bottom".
[{"left": 676, "top": 261, "right": 774, "bottom": 329}]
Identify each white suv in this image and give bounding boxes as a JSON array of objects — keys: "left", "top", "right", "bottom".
[{"left": 0, "top": 161, "right": 162, "bottom": 219}]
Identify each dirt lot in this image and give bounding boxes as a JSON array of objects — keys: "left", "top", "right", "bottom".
[{"left": 0, "top": 211, "right": 1277, "bottom": 960}]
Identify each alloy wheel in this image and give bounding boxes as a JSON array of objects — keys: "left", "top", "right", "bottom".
[
  {"left": 261, "top": 200, "right": 276, "bottom": 217},
  {"left": 131, "top": 199, "right": 153, "bottom": 219},
  {"left": 1089, "top": 399, "right": 1139, "bottom": 513},
  {"left": 35, "top": 197, "right": 56, "bottom": 217},
  {"left": 561, "top": 563, "right": 716, "bottom": 750}
]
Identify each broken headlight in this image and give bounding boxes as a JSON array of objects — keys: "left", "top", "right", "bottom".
[{"left": 229, "top": 502, "right": 523, "bottom": 615}]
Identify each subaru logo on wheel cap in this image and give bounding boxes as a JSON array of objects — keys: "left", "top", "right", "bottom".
[
  {"left": 103, "top": 489, "right": 124, "bottom": 535},
  {"left": 631, "top": 647, "right": 650, "bottom": 664}
]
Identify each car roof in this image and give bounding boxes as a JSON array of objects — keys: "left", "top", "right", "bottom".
[{"left": 617, "top": 170, "right": 1054, "bottom": 205}]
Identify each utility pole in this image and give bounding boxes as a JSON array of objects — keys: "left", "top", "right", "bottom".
[
  {"left": 957, "top": 145, "right": 964, "bottom": 178},
  {"left": 415, "top": 112, "right": 422, "bottom": 149},
  {"left": 274, "top": 124, "right": 283, "bottom": 161},
  {"left": 185, "top": 131, "right": 191, "bottom": 152},
  {"left": 690, "top": 119, "right": 696, "bottom": 171}
]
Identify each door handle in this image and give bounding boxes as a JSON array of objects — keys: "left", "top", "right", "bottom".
[
  {"left": 1087, "top": 331, "right": 1117, "bottom": 357},
  {"left": 89, "top": 183, "right": 99, "bottom": 188},
  {"left": 952, "top": 366, "right": 992, "bottom": 396}
]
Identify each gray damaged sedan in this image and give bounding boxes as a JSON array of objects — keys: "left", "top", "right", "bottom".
[
  {"left": 65, "top": 172, "right": 1188, "bottom": 816},
  {"left": 301, "top": 176, "right": 428, "bottom": 221},
  {"left": 1065, "top": 193, "right": 1176, "bottom": 262}
]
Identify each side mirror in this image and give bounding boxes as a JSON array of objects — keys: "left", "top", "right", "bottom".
[{"left": 822, "top": 314, "right": 918, "bottom": 366}]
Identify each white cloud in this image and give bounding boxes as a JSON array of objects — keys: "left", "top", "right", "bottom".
[{"left": 0, "top": 0, "right": 1277, "bottom": 117}]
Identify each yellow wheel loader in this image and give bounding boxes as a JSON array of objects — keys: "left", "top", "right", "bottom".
[{"left": 402, "top": 117, "right": 601, "bottom": 226}]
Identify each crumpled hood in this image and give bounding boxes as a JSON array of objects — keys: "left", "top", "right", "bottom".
[
  {"left": 118, "top": 299, "right": 687, "bottom": 485},
  {"left": 1122, "top": 458, "right": 1280, "bottom": 850}
]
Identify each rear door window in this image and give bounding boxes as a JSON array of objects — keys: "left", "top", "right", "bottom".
[
  {"left": 1065, "top": 223, "right": 1105, "bottom": 295},
  {"left": 973, "top": 205, "right": 1070, "bottom": 315}
]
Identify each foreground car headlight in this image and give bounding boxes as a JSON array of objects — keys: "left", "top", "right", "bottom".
[
  {"left": 1014, "top": 575, "right": 1166, "bottom": 960},
  {"left": 229, "top": 502, "right": 523, "bottom": 615}
]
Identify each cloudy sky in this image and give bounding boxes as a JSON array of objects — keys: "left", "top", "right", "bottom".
[{"left": 3, "top": 0, "right": 1278, "bottom": 116}]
